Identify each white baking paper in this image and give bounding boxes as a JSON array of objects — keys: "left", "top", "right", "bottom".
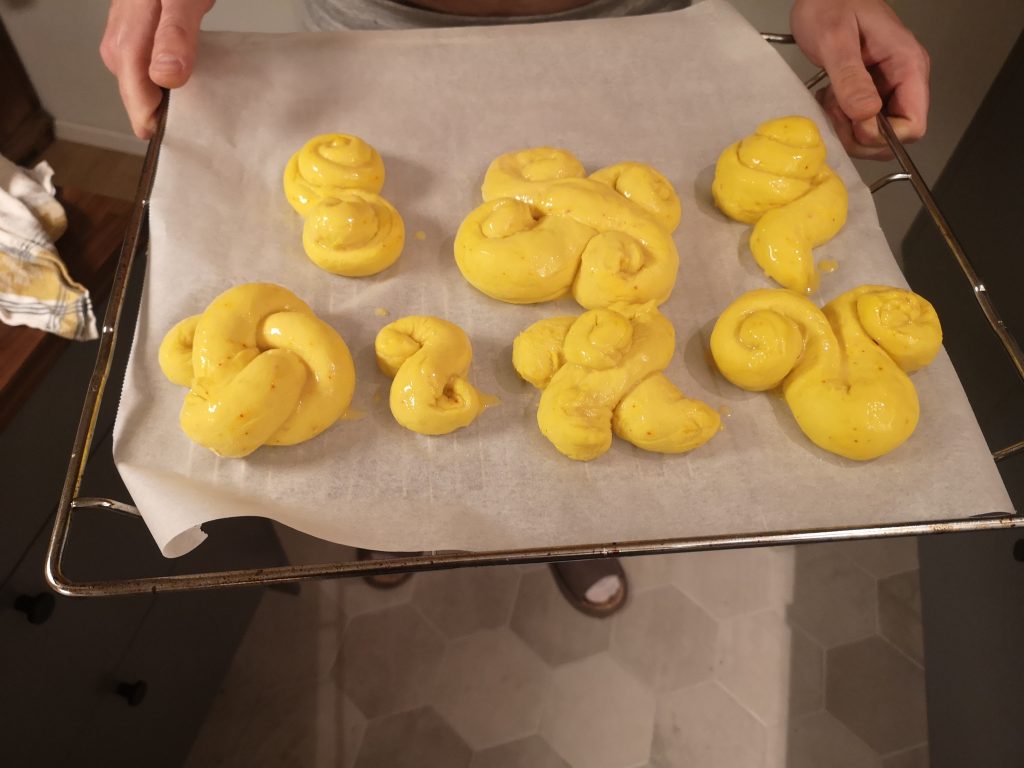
[{"left": 112, "top": 0, "right": 1013, "bottom": 557}]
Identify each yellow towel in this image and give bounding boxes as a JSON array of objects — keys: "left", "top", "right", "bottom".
[{"left": 0, "top": 154, "right": 97, "bottom": 341}]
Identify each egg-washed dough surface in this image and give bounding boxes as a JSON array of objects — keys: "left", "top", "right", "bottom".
[{"left": 115, "top": 0, "right": 1010, "bottom": 557}]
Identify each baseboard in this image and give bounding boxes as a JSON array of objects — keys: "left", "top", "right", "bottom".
[{"left": 54, "top": 120, "right": 147, "bottom": 156}]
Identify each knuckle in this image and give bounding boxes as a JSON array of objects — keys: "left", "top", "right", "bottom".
[
  {"left": 99, "top": 38, "right": 118, "bottom": 71},
  {"left": 157, "top": 18, "right": 191, "bottom": 41}
]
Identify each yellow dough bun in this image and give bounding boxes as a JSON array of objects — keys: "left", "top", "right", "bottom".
[
  {"left": 712, "top": 116, "right": 847, "bottom": 293},
  {"left": 283, "top": 133, "right": 385, "bottom": 217},
  {"left": 302, "top": 190, "right": 405, "bottom": 277},
  {"left": 454, "top": 197, "right": 595, "bottom": 304},
  {"left": 455, "top": 169, "right": 680, "bottom": 310},
  {"left": 710, "top": 286, "right": 941, "bottom": 460},
  {"left": 513, "top": 304, "right": 719, "bottom": 461},
  {"left": 375, "top": 316, "right": 488, "bottom": 435},
  {"left": 158, "top": 283, "right": 355, "bottom": 458},
  {"left": 481, "top": 147, "right": 586, "bottom": 206},
  {"left": 589, "top": 162, "right": 682, "bottom": 233}
]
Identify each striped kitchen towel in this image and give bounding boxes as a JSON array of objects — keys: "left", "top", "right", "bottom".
[{"left": 0, "top": 153, "right": 97, "bottom": 341}]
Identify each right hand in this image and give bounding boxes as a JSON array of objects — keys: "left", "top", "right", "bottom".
[{"left": 100, "top": 0, "right": 215, "bottom": 139}]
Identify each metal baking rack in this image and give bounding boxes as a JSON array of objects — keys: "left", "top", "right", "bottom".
[{"left": 46, "top": 34, "right": 1024, "bottom": 597}]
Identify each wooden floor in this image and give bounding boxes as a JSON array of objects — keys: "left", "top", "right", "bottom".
[{"left": 40, "top": 140, "right": 144, "bottom": 202}]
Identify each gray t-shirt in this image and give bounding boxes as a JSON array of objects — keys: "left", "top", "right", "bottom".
[{"left": 305, "top": 0, "right": 691, "bottom": 30}]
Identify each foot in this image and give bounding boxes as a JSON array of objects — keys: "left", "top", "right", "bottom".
[{"left": 550, "top": 558, "right": 628, "bottom": 618}]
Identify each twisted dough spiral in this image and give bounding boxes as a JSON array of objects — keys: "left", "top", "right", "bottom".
[
  {"left": 710, "top": 286, "right": 942, "bottom": 460},
  {"left": 375, "top": 316, "right": 488, "bottom": 435},
  {"left": 283, "top": 134, "right": 385, "bottom": 216},
  {"left": 158, "top": 283, "right": 355, "bottom": 458},
  {"left": 712, "top": 116, "right": 848, "bottom": 293},
  {"left": 284, "top": 133, "right": 404, "bottom": 276},
  {"left": 513, "top": 304, "right": 720, "bottom": 461},
  {"left": 303, "top": 190, "right": 404, "bottom": 277},
  {"left": 457, "top": 148, "right": 680, "bottom": 309}
]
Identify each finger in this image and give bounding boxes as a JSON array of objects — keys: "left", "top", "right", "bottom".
[
  {"left": 816, "top": 18, "right": 883, "bottom": 123},
  {"left": 101, "top": 0, "right": 163, "bottom": 139},
  {"left": 119, "top": 69, "right": 164, "bottom": 139},
  {"left": 819, "top": 86, "right": 892, "bottom": 161},
  {"left": 881, "top": 62, "right": 930, "bottom": 143},
  {"left": 149, "top": 0, "right": 212, "bottom": 88}
]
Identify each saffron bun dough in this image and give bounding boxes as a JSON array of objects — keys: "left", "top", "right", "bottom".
[
  {"left": 513, "top": 303, "right": 720, "bottom": 461},
  {"left": 302, "top": 190, "right": 405, "bottom": 277},
  {"left": 481, "top": 147, "right": 586, "bottom": 206},
  {"left": 375, "top": 315, "right": 489, "bottom": 436},
  {"left": 710, "top": 286, "right": 942, "bottom": 460},
  {"left": 284, "top": 133, "right": 404, "bottom": 276},
  {"left": 712, "top": 116, "right": 848, "bottom": 293},
  {"left": 457, "top": 148, "right": 681, "bottom": 309},
  {"left": 158, "top": 283, "right": 355, "bottom": 458},
  {"left": 283, "top": 134, "right": 385, "bottom": 217}
]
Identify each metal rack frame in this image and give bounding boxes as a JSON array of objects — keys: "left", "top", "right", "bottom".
[{"left": 45, "top": 36, "right": 1024, "bottom": 597}]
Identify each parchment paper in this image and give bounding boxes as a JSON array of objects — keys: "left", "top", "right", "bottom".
[{"left": 113, "top": 0, "right": 1013, "bottom": 557}]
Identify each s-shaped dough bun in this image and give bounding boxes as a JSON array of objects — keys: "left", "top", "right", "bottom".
[
  {"left": 457, "top": 148, "right": 681, "bottom": 309},
  {"left": 712, "top": 116, "right": 848, "bottom": 293},
  {"left": 710, "top": 286, "right": 942, "bottom": 460},
  {"left": 284, "top": 133, "right": 404, "bottom": 277},
  {"left": 375, "top": 316, "right": 489, "bottom": 436},
  {"left": 158, "top": 283, "right": 355, "bottom": 457}
]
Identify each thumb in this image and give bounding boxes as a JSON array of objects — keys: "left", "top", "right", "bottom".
[
  {"left": 149, "top": 0, "right": 211, "bottom": 89},
  {"left": 819, "top": 35, "right": 882, "bottom": 123}
]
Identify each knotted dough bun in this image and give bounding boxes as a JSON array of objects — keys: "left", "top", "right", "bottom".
[{"left": 159, "top": 283, "right": 355, "bottom": 457}]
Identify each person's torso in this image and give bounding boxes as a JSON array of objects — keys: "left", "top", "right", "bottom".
[{"left": 305, "top": 0, "right": 691, "bottom": 30}]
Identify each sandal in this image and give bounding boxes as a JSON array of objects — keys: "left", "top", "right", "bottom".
[
  {"left": 356, "top": 548, "right": 415, "bottom": 589},
  {"left": 550, "top": 558, "right": 628, "bottom": 618}
]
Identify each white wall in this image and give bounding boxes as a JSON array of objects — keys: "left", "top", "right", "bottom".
[
  {"left": 2, "top": 0, "right": 1021, "bottom": 249},
  {"left": 0, "top": 0, "right": 305, "bottom": 153}
]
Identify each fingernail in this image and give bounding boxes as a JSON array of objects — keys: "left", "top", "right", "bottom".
[{"left": 151, "top": 54, "right": 183, "bottom": 73}]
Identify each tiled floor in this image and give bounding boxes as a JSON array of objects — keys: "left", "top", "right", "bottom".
[{"left": 185, "top": 532, "right": 928, "bottom": 768}]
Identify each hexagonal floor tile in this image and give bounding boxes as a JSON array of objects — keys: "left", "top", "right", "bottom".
[
  {"left": 432, "top": 628, "right": 549, "bottom": 750},
  {"left": 716, "top": 609, "right": 822, "bottom": 725},
  {"left": 413, "top": 565, "right": 521, "bottom": 639},
  {"left": 826, "top": 637, "right": 927, "bottom": 754},
  {"left": 650, "top": 681, "right": 766, "bottom": 768},
  {"left": 624, "top": 553, "right": 676, "bottom": 593},
  {"left": 510, "top": 569, "right": 612, "bottom": 666},
  {"left": 354, "top": 706, "right": 471, "bottom": 768},
  {"left": 540, "top": 654, "right": 656, "bottom": 768},
  {"left": 770, "top": 711, "right": 882, "bottom": 768},
  {"left": 787, "top": 545, "right": 877, "bottom": 648},
  {"left": 877, "top": 571, "right": 924, "bottom": 665},
  {"left": 611, "top": 586, "right": 717, "bottom": 693},
  {"left": 671, "top": 547, "right": 794, "bottom": 620},
  {"left": 470, "top": 735, "right": 570, "bottom": 768},
  {"left": 337, "top": 571, "right": 415, "bottom": 618},
  {"left": 839, "top": 537, "right": 919, "bottom": 579},
  {"left": 335, "top": 603, "right": 445, "bottom": 719}
]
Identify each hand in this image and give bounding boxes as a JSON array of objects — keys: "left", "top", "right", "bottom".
[
  {"left": 100, "top": 0, "right": 214, "bottom": 139},
  {"left": 791, "top": 0, "right": 930, "bottom": 160}
]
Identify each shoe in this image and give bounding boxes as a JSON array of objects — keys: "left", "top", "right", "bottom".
[
  {"left": 550, "top": 558, "right": 628, "bottom": 618},
  {"left": 356, "top": 548, "right": 414, "bottom": 589}
]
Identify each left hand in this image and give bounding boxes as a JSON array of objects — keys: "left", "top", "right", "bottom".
[{"left": 791, "top": 0, "right": 930, "bottom": 160}]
